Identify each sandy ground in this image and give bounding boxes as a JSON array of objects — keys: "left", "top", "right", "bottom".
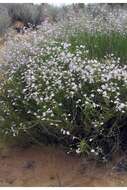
[{"left": 0, "top": 144, "right": 127, "bottom": 187}]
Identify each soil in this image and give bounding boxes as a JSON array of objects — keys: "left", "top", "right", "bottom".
[{"left": 0, "top": 144, "right": 127, "bottom": 187}]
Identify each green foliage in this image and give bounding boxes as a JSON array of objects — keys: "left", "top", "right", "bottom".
[
  {"left": 69, "top": 32, "right": 127, "bottom": 64},
  {"left": 78, "top": 139, "right": 90, "bottom": 154}
]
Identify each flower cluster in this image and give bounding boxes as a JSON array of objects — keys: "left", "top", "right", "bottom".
[{"left": 1, "top": 39, "right": 127, "bottom": 159}]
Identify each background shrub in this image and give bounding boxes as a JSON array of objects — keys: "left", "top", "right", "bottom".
[
  {"left": 0, "top": 5, "right": 11, "bottom": 36},
  {"left": 5, "top": 3, "right": 42, "bottom": 26}
]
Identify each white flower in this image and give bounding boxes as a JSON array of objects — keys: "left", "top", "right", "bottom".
[
  {"left": 63, "top": 42, "right": 70, "bottom": 49},
  {"left": 76, "top": 148, "right": 81, "bottom": 154},
  {"left": 66, "top": 131, "right": 70, "bottom": 135},
  {"left": 91, "top": 149, "right": 95, "bottom": 153}
]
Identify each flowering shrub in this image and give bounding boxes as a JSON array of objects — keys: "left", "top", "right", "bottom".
[
  {"left": 1, "top": 38, "right": 127, "bottom": 161},
  {"left": 1, "top": 4, "right": 127, "bottom": 161}
]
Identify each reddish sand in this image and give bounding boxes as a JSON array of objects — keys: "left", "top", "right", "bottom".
[{"left": 0, "top": 144, "right": 127, "bottom": 187}]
